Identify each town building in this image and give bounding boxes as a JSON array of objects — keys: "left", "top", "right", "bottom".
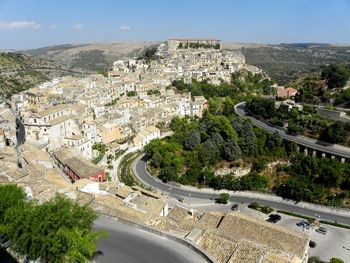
[
  {"left": 53, "top": 148, "right": 105, "bottom": 182},
  {"left": 168, "top": 38, "right": 222, "bottom": 52}
]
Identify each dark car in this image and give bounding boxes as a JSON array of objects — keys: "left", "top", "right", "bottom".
[
  {"left": 296, "top": 220, "right": 310, "bottom": 229},
  {"left": 231, "top": 204, "right": 239, "bottom": 211},
  {"left": 316, "top": 227, "right": 327, "bottom": 234},
  {"left": 266, "top": 214, "right": 281, "bottom": 223},
  {"left": 309, "top": 240, "right": 316, "bottom": 248}
]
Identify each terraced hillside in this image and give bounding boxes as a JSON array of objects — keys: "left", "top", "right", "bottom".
[
  {"left": 240, "top": 44, "right": 350, "bottom": 85},
  {"left": 0, "top": 52, "right": 86, "bottom": 100}
]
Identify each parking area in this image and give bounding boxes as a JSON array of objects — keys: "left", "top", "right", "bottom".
[
  {"left": 194, "top": 201, "right": 350, "bottom": 262},
  {"left": 275, "top": 214, "right": 350, "bottom": 262}
]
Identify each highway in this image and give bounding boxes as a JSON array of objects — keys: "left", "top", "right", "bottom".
[
  {"left": 93, "top": 217, "right": 207, "bottom": 263},
  {"left": 134, "top": 156, "right": 350, "bottom": 225},
  {"left": 234, "top": 102, "right": 350, "bottom": 159}
]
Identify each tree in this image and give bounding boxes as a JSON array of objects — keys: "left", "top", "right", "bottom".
[
  {"left": 240, "top": 172, "right": 269, "bottom": 191},
  {"left": 287, "top": 122, "right": 302, "bottom": 136},
  {"left": 266, "top": 131, "right": 283, "bottom": 149},
  {"left": 223, "top": 139, "right": 241, "bottom": 161},
  {"left": 199, "top": 139, "right": 220, "bottom": 164},
  {"left": 127, "top": 91, "right": 137, "bottom": 97},
  {"left": 59, "top": 227, "right": 108, "bottom": 262},
  {"left": 216, "top": 193, "right": 230, "bottom": 204},
  {"left": 321, "top": 64, "right": 350, "bottom": 89},
  {"left": 320, "top": 121, "right": 346, "bottom": 144},
  {"left": 0, "top": 184, "right": 26, "bottom": 224},
  {"left": 246, "top": 97, "right": 276, "bottom": 119},
  {"left": 184, "top": 130, "right": 201, "bottom": 150},
  {"left": 159, "top": 166, "right": 177, "bottom": 183},
  {"left": 151, "top": 152, "right": 163, "bottom": 167},
  {"left": 232, "top": 117, "right": 257, "bottom": 155},
  {"left": 307, "top": 256, "right": 321, "bottom": 263},
  {"left": 3, "top": 193, "right": 106, "bottom": 262},
  {"left": 329, "top": 258, "right": 344, "bottom": 263}
]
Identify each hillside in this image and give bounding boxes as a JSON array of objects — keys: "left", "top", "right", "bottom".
[
  {"left": 25, "top": 42, "right": 160, "bottom": 72},
  {"left": 0, "top": 52, "right": 87, "bottom": 100},
  {"left": 237, "top": 44, "right": 350, "bottom": 85}
]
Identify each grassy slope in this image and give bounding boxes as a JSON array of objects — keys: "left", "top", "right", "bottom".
[
  {"left": 240, "top": 45, "right": 350, "bottom": 85},
  {"left": 0, "top": 52, "right": 86, "bottom": 99}
]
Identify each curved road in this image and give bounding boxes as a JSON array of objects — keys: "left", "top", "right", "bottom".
[
  {"left": 93, "top": 217, "right": 206, "bottom": 263},
  {"left": 234, "top": 102, "right": 350, "bottom": 159},
  {"left": 134, "top": 156, "right": 350, "bottom": 225}
]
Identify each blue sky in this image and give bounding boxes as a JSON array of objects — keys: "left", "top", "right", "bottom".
[{"left": 0, "top": 0, "right": 350, "bottom": 49}]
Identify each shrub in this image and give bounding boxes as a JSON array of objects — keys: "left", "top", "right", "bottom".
[{"left": 216, "top": 193, "right": 230, "bottom": 204}]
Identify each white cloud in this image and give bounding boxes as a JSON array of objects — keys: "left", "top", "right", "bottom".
[
  {"left": 119, "top": 25, "right": 131, "bottom": 31},
  {"left": 73, "top": 24, "right": 83, "bottom": 30},
  {"left": 48, "top": 24, "right": 56, "bottom": 30},
  {"left": 0, "top": 21, "right": 40, "bottom": 30}
]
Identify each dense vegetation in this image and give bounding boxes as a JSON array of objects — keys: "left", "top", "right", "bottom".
[
  {"left": 242, "top": 45, "right": 350, "bottom": 85},
  {"left": 0, "top": 184, "right": 107, "bottom": 262},
  {"left": 71, "top": 49, "right": 111, "bottom": 72},
  {"left": 145, "top": 111, "right": 350, "bottom": 206},
  {"left": 292, "top": 64, "right": 350, "bottom": 105},
  {"left": 172, "top": 70, "right": 275, "bottom": 101},
  {"left": 137, "top": 46, "right": 159, "bottom": 62},
  {"left": 145, "top": 112, "right": 288, "bottom": 189},
  {"left": 247, "top": 97, "right": 350, "bottom": 145}
]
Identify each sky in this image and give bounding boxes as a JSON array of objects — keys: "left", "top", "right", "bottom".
[{"left": 0, "top": 0, "right": 350, "bottom": 49}]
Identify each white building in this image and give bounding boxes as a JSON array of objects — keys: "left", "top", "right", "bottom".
[{"left": 133, "top": 126, "right": 160, "bottom": 147}]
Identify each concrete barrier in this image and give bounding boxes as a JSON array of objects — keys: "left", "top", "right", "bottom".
[{"left": 98, "top": 212, "right": 216, "bottom": 263}]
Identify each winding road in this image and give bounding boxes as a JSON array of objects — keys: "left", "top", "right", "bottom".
[
  {"left": 93, "top": 217, "right": 207, "bottom": 263},
  {"left": 134, "top": 155, "right": 350, "bottom": 225},
  {"left": 234, "top": 102, "right": 350, "bottom": 159}
]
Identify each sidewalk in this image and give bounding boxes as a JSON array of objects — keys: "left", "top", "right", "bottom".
[
  {"left": 177, "top": 183, "right": 350, "bottom": 217},
  {"left": 133, "top": 154, "right": 350, "bottom": 219}
]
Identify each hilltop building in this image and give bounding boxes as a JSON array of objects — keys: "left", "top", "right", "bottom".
[{"left": 168, "top": 38, "right": 222, "bottom": 51}]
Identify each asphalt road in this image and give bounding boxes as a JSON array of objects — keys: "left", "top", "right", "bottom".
[
  {"left": 134, "top": 156, "right": 350, "bottom": 225},
  {"left": 93, "top": 217, "right": 206, "bottom": 263},
  {"left": 234, "top": 102, "right": 350, "bottom": 159}
]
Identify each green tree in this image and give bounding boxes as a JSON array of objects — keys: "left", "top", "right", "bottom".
[
  {"left": 151, "top": 152, "right": 163, "bottom": 167},
  {"left": 184, "top": 130, "right": 201, "bottom": 150},
  {"left": 320, "top": 121, "right": 346, "bottom": 144},
  {"left": 321, "top": 64, "right": 350, "bottom": 89},
  {"left": 307, "top": 256, "right": 321, "bottom": 263},
  {"left": 223, "top": 138, "right": 241, "bottom": 161},
  {"left": 199, "top": 139, "right": 220, "bottom": 164},
  {"left": 127, "top": 91, "right": 137, "bottom": 97},
  {"left": 0, "top": 184, "right": 26, "bottom": 224},
  {"left": 216, "top": 193, "right": 230, "bottom": 204},
  {"left": 59, "top": 227, "right": 108, "bottom": 262},
  {"left": 266, "top": 131, "right": 283, "bottom": 149},
  {"left": 3, "top": 193, "right": 106, "bottom": 262},
  {"left": 329, "top": 257, "right": 344, "bottom": 263},
  {"left": 159, "top": 166, "right": 177, "bottom": 183}
]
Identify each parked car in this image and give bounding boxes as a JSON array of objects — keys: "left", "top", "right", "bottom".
[
  {"left": 316, "top": 227, "right": 327, "bottom": 234},
  {"left": 266, "top": 214, "right": 281, "bottom": 223},
  {"left": 309, "top": 240, "right": 316, "bottom": 248},
  {"left": 296, "top": 220, "right": 310, "bottom": 229},
  {"left": 231, "top": 204, "right": 239, "bottom": 211}
]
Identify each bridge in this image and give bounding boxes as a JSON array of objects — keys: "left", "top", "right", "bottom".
[{"left": 234, "top": 102, "right": 350, "bottom": 163}]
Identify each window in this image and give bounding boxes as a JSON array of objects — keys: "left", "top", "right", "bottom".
[{"left": 34, "top": 119, "right": 37, "bottom": 123}]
